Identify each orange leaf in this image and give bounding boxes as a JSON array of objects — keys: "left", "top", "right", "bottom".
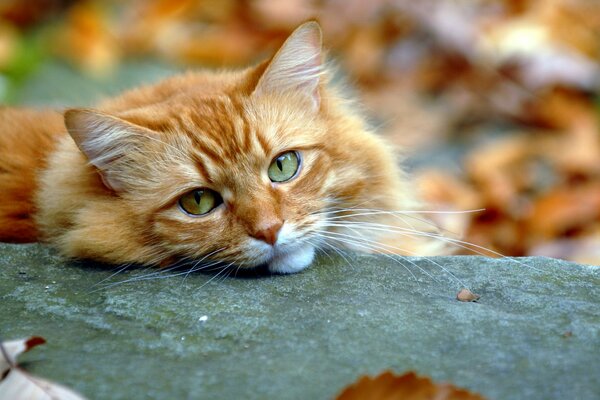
[{"left": 336, "top": 371, "right": 486, "bottom": 400}]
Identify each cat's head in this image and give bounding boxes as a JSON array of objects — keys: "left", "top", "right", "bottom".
[{"left": 63, "top": 22, "right": 407, "bottom": 273}]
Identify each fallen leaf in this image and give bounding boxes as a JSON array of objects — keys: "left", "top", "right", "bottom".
[
  {"left": 54, "top": 1, "right": 120, "bottom": 76},
  {"left": 526, "top": 183, "right": 600, "bottom": 241},
  {"left": 250, "top": 0, "right": 315, "bottom": 30},
  {"left": 0, "top": 336, "right": 87, "bottom": 400},
  {"left": 0, "top": 336, "right": 45, "bottom": 372},
  {"left": 336, "top": 371, "right": 485, "bottom": 400},
  {"left": 457, "top": 288, "right": 481, "bottom": 302}
]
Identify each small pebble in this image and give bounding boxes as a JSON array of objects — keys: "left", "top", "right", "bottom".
[{"left": 457, "top": 288, "right": 480, "bottom": 302}]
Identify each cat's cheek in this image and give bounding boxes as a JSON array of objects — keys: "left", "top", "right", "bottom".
[{"left": 268, "top": 245, "right": 315, "bottom": 274}]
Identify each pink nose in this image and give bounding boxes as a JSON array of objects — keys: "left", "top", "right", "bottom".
[{"left": 251, "top": 221, "right": 283, "bottom": 245}]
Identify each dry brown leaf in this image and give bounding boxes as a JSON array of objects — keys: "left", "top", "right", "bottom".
[
  {"left": 0, "top": 336, "right": 87, "bottom": 400},
  {"left": 526, "top": 183, "right": 600, "bottom": 241},
  {"left": 343, "top": 26, "right": 385, "bottom": 82},
  {"left": 177, "top": 25, "right": 263, "bottom": 66},
  {"left": 465, "top": 135, "right": 532, "bottom": 210},
  {"left": 336, "top": 371, "right": 486, "bottom": 400},
  {"left": 0, "top": 336, "right": 45, "bottom": 373},
  {"left": 0, "top": 370, "right": 86, "bottom": 400},
  {"left": 457, "top": 288, "right": 480, "bottom": 302},
  {"left": 529, "top": 235, "right": 600, "bottom": 265},
  {"left": 54, "top": 1, "right": 120, "bottom": 76},
  {"left": 250, "top": 0, "right": 315, "bottom": 30}
]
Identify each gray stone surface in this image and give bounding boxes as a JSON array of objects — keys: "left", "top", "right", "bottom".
[{"left": 1, "top": 243, "right": 599, "bottom": 400}]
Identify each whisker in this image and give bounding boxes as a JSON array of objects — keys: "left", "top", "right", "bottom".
[
  {"left": 181, "top": 247, "right": 227, "bottom": 284},
  {"left": 313, "top": 230, "right": 422, "bottom": 281},
  {"left": 315, "top": 227, "right": 472, "bottom": 286},
  {"left": 93, "top": 248, "right": 228, "bottom": 290},
  {"left": 322, "top": 218, "right": 541, "bottom": 272},
  {"left": 196, "top": 257, "right": 241, "bottom": 291},
  {"left": 90, "top": 262, "right": 133, "bottom": 289}
]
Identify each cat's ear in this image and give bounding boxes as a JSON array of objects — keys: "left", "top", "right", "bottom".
[
  {"left": 64, "top": 109, "right": 158, "bottom": 192},
  {"left": 253, "top": 21, "right": 323, "bottom": 110}
]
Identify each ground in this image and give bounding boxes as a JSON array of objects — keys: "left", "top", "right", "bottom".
[{"left": 2, "top": 243, "right": 599, "bottom": 399}]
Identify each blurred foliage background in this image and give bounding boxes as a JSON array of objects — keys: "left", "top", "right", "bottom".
[{"left": 1, "top": 0, "right": 599, "bottom": 264}]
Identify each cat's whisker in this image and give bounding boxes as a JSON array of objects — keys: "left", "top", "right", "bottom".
[
  {"left": 322, "top": 218, "right": 540, "bottom": 272},
  {"left": 314, "top": 230, "right": 421, "bottom": 281},
  {"left": 177, "top": 259, "right": 225, "bottom": 276},
  {"left": 181, "top": 247, "right": 227, "bottom": 284},
  {"left": 322, "top": 205, "right": 485, "bottom": 222},
  {"left": 314, "top": 227, "right": 471, "bottom": 286},
  {"left": 304, "top": 237, "right": 336, "bottom": 265},
  {"left": 327, "top": 219, "right": 488, "bottom": 255},
  {"left": 311, "top": 209, "right": 466, "bottom": 282},
  {"left": 196, "top": 257, "right": 241, "bottom": 291},
  {"left": 93, "top": 248, "right": 228, "bottom": 290},
  {"left": 324, "top": 207, "right": 477, "bottom": 234},
  {"left": 303, "top": 229, "right": 353, "bottom": 267},
  {"left": 132, "top": 259, "right": 224, "bottom": 281},
  {"left": 232, "top": 262, "right": 244, "bottom": 278},
  {"left": 312, "top": 236, "right": 355, "bottom": 269},
  {"left": 323, "top": 219, "right": 484, "bottom": 257},
  {"left": 90, "top": 262, "right": 134, "bottom": 289}
]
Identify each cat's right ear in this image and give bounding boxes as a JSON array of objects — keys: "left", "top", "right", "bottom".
[{"left": 64, "top": 109, "right": 158, "bottom": 192}]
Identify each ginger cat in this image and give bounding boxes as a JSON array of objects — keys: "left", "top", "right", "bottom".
[{"left": 0, "top": 22, "right": 446, "bottom": 274}]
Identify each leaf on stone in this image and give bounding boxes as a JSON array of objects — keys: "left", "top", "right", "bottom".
[
  {"left": 457, "top": 288, "right": 480, "bottom": 302},
  {"left": 336, "top": 371, "right": 486, "bottom": 400},
  {"left": 0, "top": 336, "right": 87, "bottom": 400},
  {"left": 0, "top": 336, "right": 45, "bottom": 373}
]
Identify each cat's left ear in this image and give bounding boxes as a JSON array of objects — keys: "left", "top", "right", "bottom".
[{"left": 253, "top": 21, "right": 323, "bottom": 110}]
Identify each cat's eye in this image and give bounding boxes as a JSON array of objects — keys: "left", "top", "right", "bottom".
[
  {"left": 268, "top": 151, "right": 300, "bottom": 182},
  {"left": 178, "top": 188, "right": 222, "bottom": 216}
]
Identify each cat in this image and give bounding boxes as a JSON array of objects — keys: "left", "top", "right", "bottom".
[{"left": 0, "top": 21, "right": 448, "bottom": 274}]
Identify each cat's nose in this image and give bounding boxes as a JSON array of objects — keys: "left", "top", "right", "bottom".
[{"left": 251, "top": 221, "right": 283, "bottom": 246}]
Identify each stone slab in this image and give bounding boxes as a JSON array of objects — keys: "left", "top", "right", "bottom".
[{"left": 1, "top": 243, "right": 599, "bottom": 399}]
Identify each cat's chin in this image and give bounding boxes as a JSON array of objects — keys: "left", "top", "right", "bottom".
[{"left": 267, "top": 244, "right": 315, "bottom": 274}]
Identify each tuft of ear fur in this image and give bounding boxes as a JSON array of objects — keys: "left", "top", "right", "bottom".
[
  {"left": 253, "top": 21, "right": 323, "bottom": 109},
  {"left": 64, "top": 109, "right": 159, "bottom": 192}
]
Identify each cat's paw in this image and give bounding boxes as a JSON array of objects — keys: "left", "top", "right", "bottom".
[{"left": 268, "top": 245, "right": 315, "bottom": 274}]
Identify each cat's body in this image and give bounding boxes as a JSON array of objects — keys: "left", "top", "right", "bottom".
[{"left": 0, "top": 22, "right": 446, "bottom": 273}]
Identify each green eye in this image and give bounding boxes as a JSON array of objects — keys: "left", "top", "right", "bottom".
[
  {"left": 178, "top": 189, "right": 222, "bottom": 216},
  {"left": 268, "top": 151, "right": 300, "bottom": 182}
]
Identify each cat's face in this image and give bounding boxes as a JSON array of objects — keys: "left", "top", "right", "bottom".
[
  {"left": 128, "top": 93, "right": 335, "bottom": 273},
  {"left": 64, "top": 22, "right": 376, "bottom": 273}
]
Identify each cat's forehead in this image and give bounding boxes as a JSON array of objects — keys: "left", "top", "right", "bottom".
[
  {"left": 163, "top": 94, "right": 323, "bottom": 188},
  {"left": 174, "top": 94, "right": 317, "bottom": 150}
]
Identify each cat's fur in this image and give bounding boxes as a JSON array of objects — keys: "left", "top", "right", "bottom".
[{"left": 0, "top": 22, "right": 446, "bottom": 273}]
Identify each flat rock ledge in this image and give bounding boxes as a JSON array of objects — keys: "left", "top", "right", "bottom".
[{"left": 1, "top": 243, "right": 599, "bottom": 400}]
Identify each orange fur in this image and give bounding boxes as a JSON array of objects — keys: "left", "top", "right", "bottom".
[
  {"left": 1, "top": 22, "right": 447, "bottom": 272},
  {"left": 0, "top": 108, "right": 64, "bottom": 242}
]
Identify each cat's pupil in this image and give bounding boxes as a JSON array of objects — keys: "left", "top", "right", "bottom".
[
  {"left": 276, "top": 158, "right": 283, "bottom": 171},
  {"left": 194, "top": 190, "right": 201, "bottom": 204}
]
